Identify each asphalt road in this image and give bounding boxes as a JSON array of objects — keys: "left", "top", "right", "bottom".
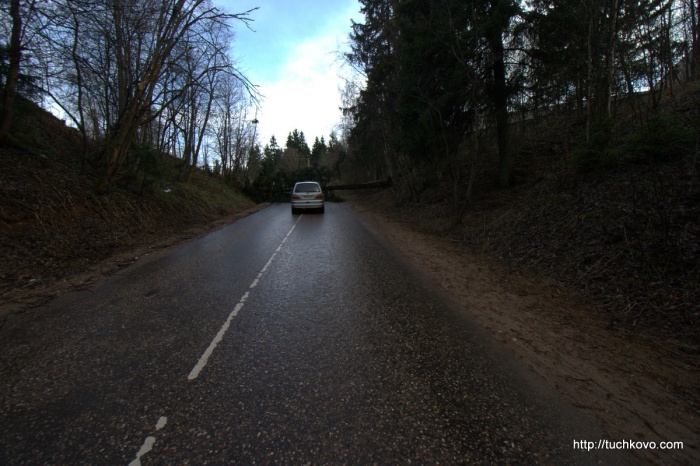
[{"left": 0, "top": 203, "right": 628, "bottom": 464}]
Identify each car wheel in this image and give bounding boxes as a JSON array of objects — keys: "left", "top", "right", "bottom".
[
  {"left": 291, "top": 207, "right": 297, "bottom": 215},
  {"left": 319, "top": 206, "right": 325, "bottom": 214}
]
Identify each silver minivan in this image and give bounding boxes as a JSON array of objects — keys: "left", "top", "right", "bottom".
[{"left": 291, "top": 181, "right": 324, "bottom": 214}]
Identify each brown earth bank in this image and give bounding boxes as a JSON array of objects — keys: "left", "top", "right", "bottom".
[
  {"left": 0, "top": 131, "right": 264, "bottom": 321},
  {"left": 347, "top": 192, "right": 699, "bottom": 464},
  {"left": 0, "top": 200, "right": 266, "bottom": 320}
]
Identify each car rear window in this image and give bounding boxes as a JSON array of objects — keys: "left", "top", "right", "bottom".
[{"left": 294, "top": 183, "right": 321, "bottom": 193}]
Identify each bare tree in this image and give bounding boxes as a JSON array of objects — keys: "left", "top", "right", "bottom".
[
  {"left": 0, "top": 0, "right": 50, "bottom": 143},
  {"left": 101, "top": 1, "right": 205, "bottom": 190},
  {"left": 171, "top": 14, "right": 238, "bottom": 178},
  {"left": 210, "top": 65, "right": 263, "bottom": 186},
  {"left": 0, "top": 0, "right": 21, "bottom": 145}
]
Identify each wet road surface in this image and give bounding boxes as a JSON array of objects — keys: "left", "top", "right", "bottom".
[{"left": 0, "top": 203, "right": 627, "bottom": 464}]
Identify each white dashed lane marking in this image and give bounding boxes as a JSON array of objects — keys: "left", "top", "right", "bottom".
[
  {"left": 128, "top": 416, "right": 167, "bottom": 466},
  {"left": 128, "top": 216, "right": 301, "bottom": 465},
  {"left": 188, "top": 216, "right": 300, "bottom": 381}
]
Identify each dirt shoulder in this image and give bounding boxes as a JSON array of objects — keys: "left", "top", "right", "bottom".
[{"left": 347, "top": 199, "right": 699, "bottom": 464}]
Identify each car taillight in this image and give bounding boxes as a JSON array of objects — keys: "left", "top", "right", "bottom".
[
  {"left": 292, "top": 194, "right": 300, "bottom": 200},
  {"left": 315, "top": 193, "right": 324, "bottom": 200}
]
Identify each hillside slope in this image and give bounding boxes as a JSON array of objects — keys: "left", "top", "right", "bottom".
[
  {"left": 361, "top": 85, "right": 699, "bottom": 350},
  {"left": 0, "top": 99, "right": 259, "bottom": 319}
]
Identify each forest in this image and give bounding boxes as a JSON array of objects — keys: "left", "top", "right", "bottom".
[
  {"left": 342, "top": 0, "right": 698, "bottom": 198},
  {"left": 1, "top": 0, "right": 697, "bottom": 196}
]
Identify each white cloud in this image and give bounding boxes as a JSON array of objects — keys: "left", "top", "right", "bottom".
[
  {"left": 258, "top": 36, "right": 340, "bottom": 146},
  {"left": 254, "top": 31, "right": 347, "bottom": 146},
  {"left": 223, "top": 0, "right": 363, "bottom": 148}
]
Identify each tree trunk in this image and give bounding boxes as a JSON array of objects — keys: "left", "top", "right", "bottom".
[
  {"left": 97, "top": 107, "right": 141, "bottom": 192},
  {"left": 692, "top": 0, "right": 700, "bottom": 78},
  {"left": 0, "top": 0, "right": 22, "bottom": 145},
  {"left": 602, "top": 0, "right": 621, "bottom": 117},
  {"left": 586, "top": 9, "right": 596, "bottom": 146},
  {"left": 68, "top": 5, "right": 90, "bottom": 170},
  {"left": 98, "top": 141, "right": 127, "bottom": 193},
  {"left": 586, "top": 0, "right": 621, "bottom": 142},
  {"left": 488, "top": 13, "right": 513, "bottom": 188}
]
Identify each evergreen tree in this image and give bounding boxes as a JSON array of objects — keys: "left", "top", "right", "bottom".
[
  {"left": 286, "top": 129, "right": 311, "bottom": 156},
  {"left": 310, "top": 136, "right": 326, "bottom": 168},
  {"left": 347, "top": 0, "right": 521, "bottom": 189}
]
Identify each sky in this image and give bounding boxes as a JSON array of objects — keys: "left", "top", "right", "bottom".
[{"left": 215, "top": 0, "right": 363, "bottom": 148}]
